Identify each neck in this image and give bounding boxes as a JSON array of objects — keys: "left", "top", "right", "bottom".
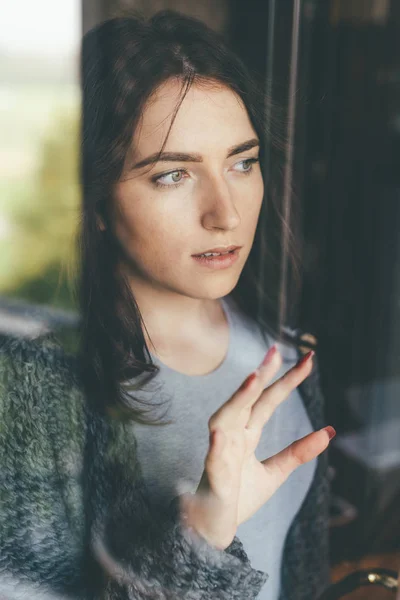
[{"left": 123, "top": 273, "right": 227, "bottom": 354}]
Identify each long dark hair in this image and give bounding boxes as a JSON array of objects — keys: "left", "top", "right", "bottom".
[{"left": 77, "top": 9, "right": 301, "bottom": 425}]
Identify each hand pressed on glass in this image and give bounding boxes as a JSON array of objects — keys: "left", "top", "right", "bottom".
[{"left": 178, "top": 346, "right": 335, "bottom": 550}]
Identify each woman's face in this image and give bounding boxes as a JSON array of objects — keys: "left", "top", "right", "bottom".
[{"left": 111, "top": 78, "right": 264, "bottom": 301}]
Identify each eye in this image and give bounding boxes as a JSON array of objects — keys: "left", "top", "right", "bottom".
[
  {"left": 234, "top": 157, "right": 259, "bottom": 174},
  {"left": 152, "top": 169, "right": 188, "bottom": 189}
]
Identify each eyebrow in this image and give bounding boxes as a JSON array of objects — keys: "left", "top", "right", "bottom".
[{"left": 130, "top": 138, "right": 260, "bottom": 170}]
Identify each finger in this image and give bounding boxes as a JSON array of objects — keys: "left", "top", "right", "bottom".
[
  {"left": 261, "top": 427, "right": 333, "bottom": 489},
  {"left": 209, "top": 347, "right": 282, "bottom": 430},
  {"left": 246, "top": 350, "right": 314, "bottom": 430}
]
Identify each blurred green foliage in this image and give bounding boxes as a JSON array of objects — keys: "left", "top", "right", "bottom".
[{"left": 0, "top": 88, "right": 81, "bottom": 312}]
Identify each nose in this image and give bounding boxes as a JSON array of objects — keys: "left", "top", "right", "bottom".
[{"left": 200, "top": 173, "right": 241, "bottom": 231}]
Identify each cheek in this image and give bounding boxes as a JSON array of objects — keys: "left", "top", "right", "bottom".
[
  {"left": 116, "top": 209, "right": 166, "bottom": 261},
  {"left": 113, "top": 191, "right": 194, "bottom": 265},
  {"left": 115, "top": 212, "right": 171, "bottom": 279},
  {"left": 111, "top": 190, "right": 155, "bottom": 261},
  {"left": 240, "top": 173, "right": 264, "bottom": 219}
]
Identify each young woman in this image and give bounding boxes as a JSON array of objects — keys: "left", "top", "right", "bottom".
[{"left": 0, "top": 10, "right": 334, "bottom": 600}]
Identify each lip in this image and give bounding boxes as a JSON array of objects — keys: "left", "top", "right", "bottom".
[
  {"left": 192, "top": 248, "right": 241, "bottom": 270},
  {"left": 192, "top": 245, "right": 242, "bottom": 256}
]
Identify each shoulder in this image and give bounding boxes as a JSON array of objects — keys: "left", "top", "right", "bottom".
[
  {"left": 0, "top": 332, "right": 86, "bottom": 434},
  {"left": 0, "top": 333, "right": 88, "bottom": 594},
  {"left": 0, "top": 330, "right": 80, "bottom": 379}
]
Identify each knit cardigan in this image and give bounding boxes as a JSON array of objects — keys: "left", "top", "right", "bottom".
[{"left": 0, "top": 330, "right": 330, "bottom": 600}]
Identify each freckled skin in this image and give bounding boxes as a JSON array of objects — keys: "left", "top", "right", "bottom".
[{"left": 106, "top": 78, "right": 264, "bottom": 340}]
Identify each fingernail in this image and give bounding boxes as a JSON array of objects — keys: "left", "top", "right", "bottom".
[
  {"left": 260, "top": 345, "right": 277, "bottom": 367},
  {"left": 323, "top": 426, "right": 336, "bottom": 440},
  {"left": 241, "top": 371, "right": 258, "bottom": 390},
  {"left": 296, "top": 350, "right": 314, "bottom": 368}
]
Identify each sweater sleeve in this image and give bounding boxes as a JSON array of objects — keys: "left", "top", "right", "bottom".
[
  {"left": 0, "top": 334, "right": 88, "bottom": 598},
  {"left": 86, "top": 409, "right": 269, "bottom": 599},
  {"left": 0, "top": 333, "right": 268, "bottom": 600}
]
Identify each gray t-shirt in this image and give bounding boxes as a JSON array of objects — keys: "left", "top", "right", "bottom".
[{"left": 128, "top": 294, "right": 317, "bottom": 599}]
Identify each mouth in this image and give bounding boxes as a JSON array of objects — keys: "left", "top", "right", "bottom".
[
  {"left": 191, "top": 246, "right": 242, "bottom": 269},
  {"left": 192, "top": 245, "right": 242, "bottom": 258}
]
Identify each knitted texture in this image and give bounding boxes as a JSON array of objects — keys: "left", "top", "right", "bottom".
[{"left": 0, "top": 331, "right": 330, "bottom": 599}]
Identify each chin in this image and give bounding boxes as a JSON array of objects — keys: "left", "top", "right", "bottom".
[{"left": 186, "top": 277, "right": 240, "bottom": 301}]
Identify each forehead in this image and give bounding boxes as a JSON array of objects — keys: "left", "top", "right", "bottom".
[{"left": 132, "top": 78, "right": 256, "bottom": 155}]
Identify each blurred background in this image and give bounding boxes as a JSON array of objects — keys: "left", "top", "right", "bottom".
[{"left": 1, "top": 0, "right": 399, "bottom": 596}]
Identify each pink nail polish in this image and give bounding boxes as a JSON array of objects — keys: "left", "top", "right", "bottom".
[
  {"left": 323, "top": 426, "right": 336, "bottom": 440},
  {"left": 241, "top": 371, "right": 257, "bottom": 390},
  {"left": 261, "top": 345, "right": 277, "bottom": 367},
  {"left": 296, "top": 350, "right": 314, "bottom": 368}
]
